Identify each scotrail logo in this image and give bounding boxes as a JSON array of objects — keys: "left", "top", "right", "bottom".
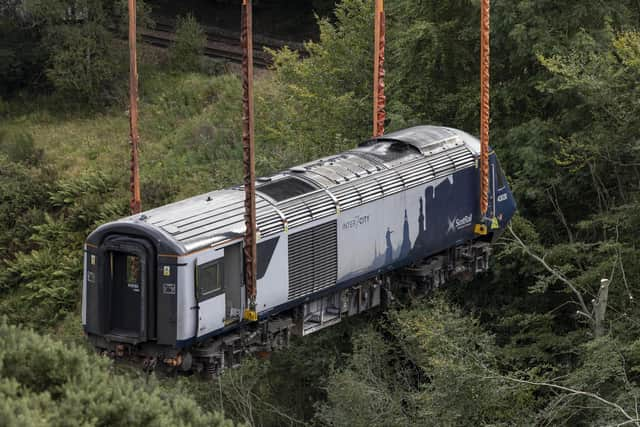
[{"left": 447, "top": 214, "right": 473, "bottom": 233}]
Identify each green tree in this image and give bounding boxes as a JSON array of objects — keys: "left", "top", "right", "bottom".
[
  {"left": 387, "top": 0, "right": 639, "bottom": 236},
  {"left": 318, "top": 298, "right": 537, "bottom": 426},
  {"left": 45, "top": 17, "right": 124, "bottom": 103},
  {"left": 268, "top": 0, "right": 375, "bottom": 163},
  {"left": 168, "top": 14, "right": 206, "bottom": 73},
  {"left": 0, "top": 0, "right": 151, "bottom": 103}
]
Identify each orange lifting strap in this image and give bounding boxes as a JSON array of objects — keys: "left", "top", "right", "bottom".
[
  {"left": 128, "top": 0, "right": 141, "bottom": 215},
  {"left": 372, "top": 0, "right": 386, "bottom": 137},
  {"left": 241, "top": 0, "right": 258, "bottom": 320},
  {"left": 479, "top": 0, "right": 490, "bottom": 215}
]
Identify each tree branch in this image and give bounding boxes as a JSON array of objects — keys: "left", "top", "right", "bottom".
[
  {"left": 250, "top": 391, "right": 307, "bottom": 426},
  {"left": 546, "top": 185, "right": 573, "bottom": 243},
  {"left": 507, "top": 225, "right": 593, "bottom": 321},
  {"left": 488, "top": 375, "right": 639, "bottom": 426}
]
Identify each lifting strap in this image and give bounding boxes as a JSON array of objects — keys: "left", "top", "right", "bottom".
[
  {"left": 479, "top": 0, "right": 490, "bottom": 215},
  {"left": 241, "top": 0, "right": 258, "bottom": 321},
  {"left": 372, "top": 0, "right": 386, "bottom": 137},
  {"left": 128, "top": 0, "right": 141, "bottom": 215}
]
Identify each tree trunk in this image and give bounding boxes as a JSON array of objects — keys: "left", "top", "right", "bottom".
[{"left": 594, "top": 278, "right": 610, "bottom": 338}]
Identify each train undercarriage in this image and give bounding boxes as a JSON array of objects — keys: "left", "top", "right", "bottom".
[{"left": 100, "top": 240, "right": 491, "bottom": 377}]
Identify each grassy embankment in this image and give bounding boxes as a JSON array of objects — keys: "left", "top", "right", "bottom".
[{"left": 0, "top": 67, "right": 260, "bottom": 336}]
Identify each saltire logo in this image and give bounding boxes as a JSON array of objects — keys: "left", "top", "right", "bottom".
[{"left": 447, "top": 214, "right": 473, "bottom": 233}]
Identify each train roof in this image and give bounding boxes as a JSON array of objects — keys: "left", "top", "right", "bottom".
[{"left": 89, "top": 126, "right": 481, "bottom": 254}]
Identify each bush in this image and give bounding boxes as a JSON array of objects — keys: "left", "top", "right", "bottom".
[
  {"left": 0, "top": 319, "right": 234, "bottom": 426},
  {"left": 1, "top": 0, "right": 152, "bottom": 105},
  {"left": 0, "top": 171, "right": 128, "bottom": 327},
  {"left": 168, "top": 14, "right": 206, "bottom": 73},
  {"left": 45, "top": 20, "right": 126, "bottom": 105},
  {"left": 36, "top": 0, "right": 133, "bottom": 105},
  {"left": 0, "top": 130, "right": 43, "bottom": 166},
  {"left": 317, "top": 296, "right": 538, "bottom": 426},
  {"left": 266, "top": 0, "right": 376, "bottom": 163},
  {"left": 0, "top": 154, "right": 51, "bottom": 260}
]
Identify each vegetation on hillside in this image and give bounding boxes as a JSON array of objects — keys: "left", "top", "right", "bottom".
[
  {"left": 1, "top": 0, "right": 640, "bottom": 425},
  {"left": 168, "top": 14, "right": 207, "bottom": 73},
  {"left": 0, "top": 319, "right": 234, "bottom": 426}
]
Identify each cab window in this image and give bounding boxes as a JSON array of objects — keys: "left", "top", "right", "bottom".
[
  {"left": 197, "top": 261, "right": 224, "bottom": 301},
  {"left": 494, "top": 160, "right": 507, "bottom": 190}
]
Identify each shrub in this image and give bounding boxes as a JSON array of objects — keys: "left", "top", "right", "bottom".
[
  {"left": 0, "top": 97, "right": 7, "bottom": 116},
  {"left": 0, "top": 319, "right": 235, "bottom": 426},
  {"left": 0, "top": 154, "right": 51, "bottom": 260},
  {"left": 267, "top": 0, "right": 376, "bottom": 162},
  {"left": 317, "top": 297, "right": 538, "bottom": 426},
  {"left": 168, "top": 14, "right": 206, "bottom": 73},
  {"left": 2, "top": 0, "right": 152, "bottom": 105},
  {"left": 0, "top": 171, "right": 128, "bottom": 327},
  {"left": 0, "top": 130, "right": 43, "bottom": 166},
  {"left": 45, "top": 20, "right": 126, "bottom": 105}
]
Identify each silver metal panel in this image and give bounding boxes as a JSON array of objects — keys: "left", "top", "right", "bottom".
[
  {"left": 331, "top": 184, "right": 362, "bottom": 210},
  {"left": 104, "top": 126, "right": 480, "bottom": 253},
  {"left": 353, "top": 178, "right": 385, "bottom": 203},
  {"left": 325, "top": 162, "right": 356, "bottom": 181},
  {"left": 288, "top": 220, "right": 337, "bottom": 300},
  {"left": 343, "top": 153, "right": 383, "bottom": 173},
  {"left": 256, "top": 234, "right": 289, "bottom": 312},
  {"left": 302, "top": 171, "right": 336, "bottom": 187},
  {"left": 176, "top": 257, "right": 198, "bottom": 340},
  {"left": 148, "top": 190, "right": 243, "bottom": 227}
]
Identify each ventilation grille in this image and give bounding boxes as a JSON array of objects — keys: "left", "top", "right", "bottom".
[{"left": 288, "top": 221, "right": 337, "bottom": 300}]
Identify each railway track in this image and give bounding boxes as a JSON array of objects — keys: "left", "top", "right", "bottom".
[{"left": 141, "top": 22, "right": 305, "bottom": 67}]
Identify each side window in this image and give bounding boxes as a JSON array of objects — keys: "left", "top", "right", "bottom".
[
  {"left": 495, "top": 160, "right": 506, "bottom": 190},
  {"left": 197, "top": 261, "right": 224, "bottom": 301},
  {"left": 126, "top": 255, "right": 140, "bottom": 286}
]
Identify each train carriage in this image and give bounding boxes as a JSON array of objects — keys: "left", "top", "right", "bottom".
[{"left": 82, "top": 125, "right": 516, "bottom": 373}]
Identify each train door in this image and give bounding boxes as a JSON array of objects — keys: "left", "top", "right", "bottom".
[
  {"left": 224, "top": 242, "right": 244, "bottom": 323},
  {"left": 110, "top": 252, "right": 142, "bottom": 333},
  {"left": 195, "top": 243, "right": 244, "bottom": 337},
  {"left": 195, "top": 256, "right": 225, "bottom": 338},
  {"left": 100, "top": 236, "right": 155, "bottom": 342}
]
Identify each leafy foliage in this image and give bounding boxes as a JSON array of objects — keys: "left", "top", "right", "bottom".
[
  {"left": 168, "top": 14, "right": 207, "bottom": 73},
  {"left": 0, "top": 130, "right": 43, "bottom": 166},
  {"left": 0, "top": 154, "right": 51, "bottom": 260},
  {"left": 0, "top": 0, "right": 151, "bottom": 104},
  {"left": 267, "top": 0, "right": 375, "bottom": 162},
  {"left": 317, "top": 298, "right": 536, "bottom": 426},
  {"left": 0, "top": 170, "right": 127, "bottom": 327},
  {"left": 0, "top": 319, "right": 234, "bottom": 426},
  {"left": 2, "top": 0, "right": 640, "bottom": 425}
]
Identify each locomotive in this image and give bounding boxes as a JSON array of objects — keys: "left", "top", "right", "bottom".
[{"left": 82, "top": 125, "right": 516, "bottom": 374}]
